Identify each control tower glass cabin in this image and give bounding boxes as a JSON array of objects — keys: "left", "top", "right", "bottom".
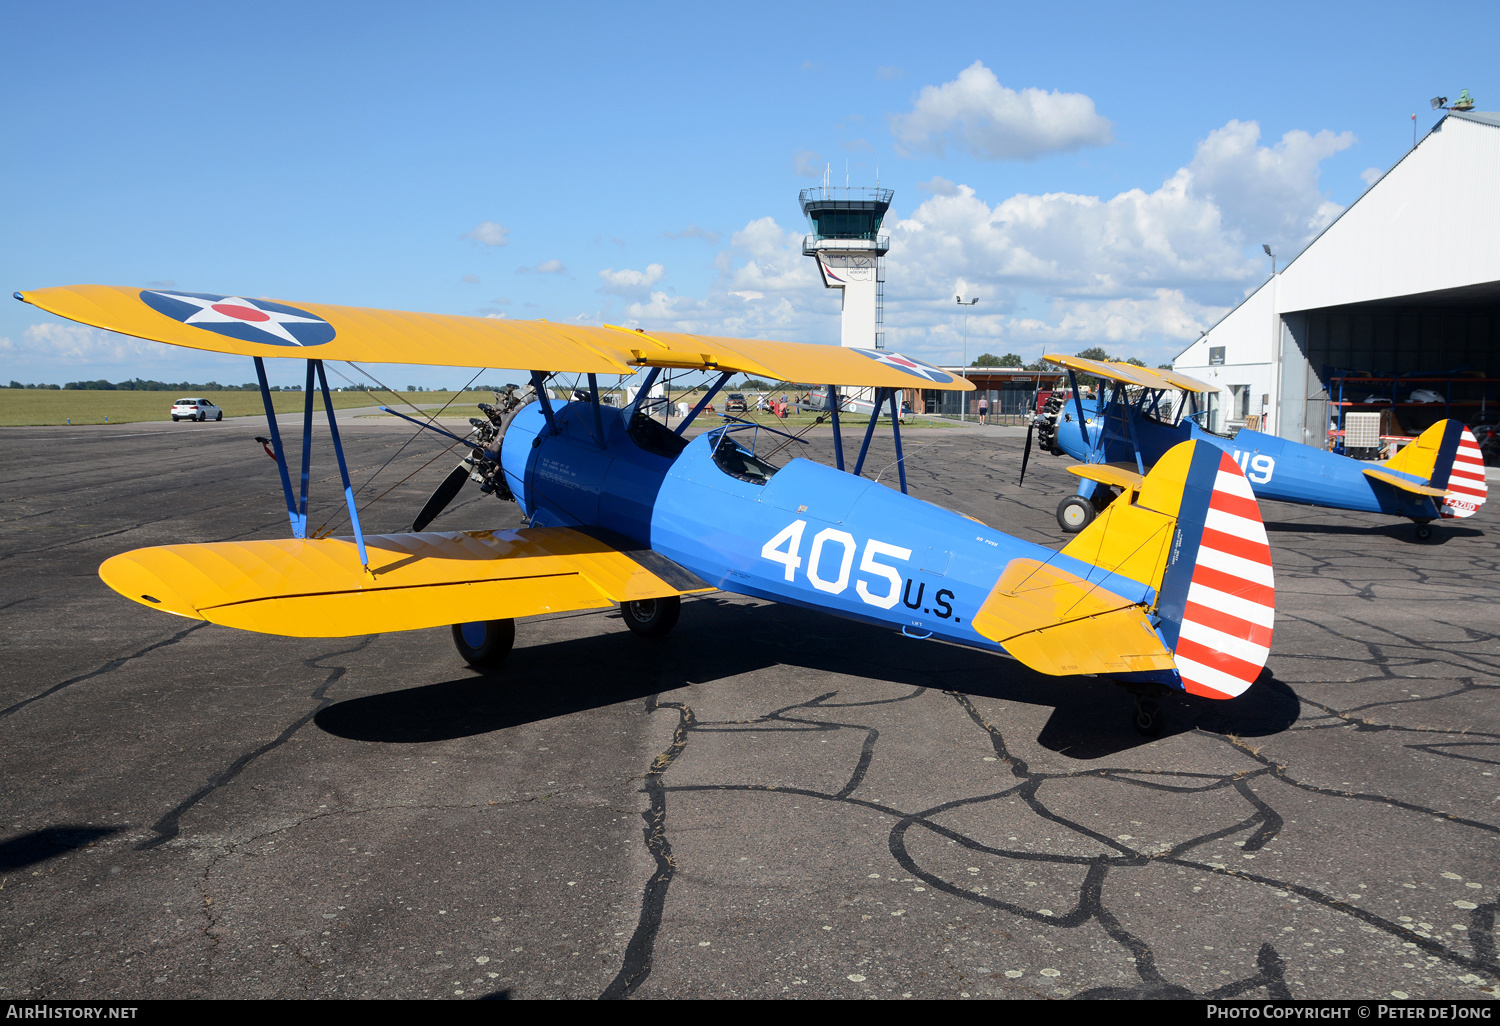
[{"left": 800, "top": 186, "right": 892, "bottom": 349}]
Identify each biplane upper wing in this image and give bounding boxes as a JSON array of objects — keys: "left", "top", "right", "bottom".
[
  {"left": 99, "top": 526, "right": 713, "bottom": 638},
  {"left": 16, "top": 285, "right": 971, "bottom": 391},
  {"left": 1042, "top": 353, "right": 1167, "bottom": 389},
  {"left": 1042, "top": 353, "right": 1213, "bottom": 394}
]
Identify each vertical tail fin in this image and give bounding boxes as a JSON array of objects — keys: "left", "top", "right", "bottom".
[
  {"left": 1383, "top": 419, "right": 1488, "bottom": 518},
  {"left": 1061, "top": 439, "right": 1275, "bottom": 699}
]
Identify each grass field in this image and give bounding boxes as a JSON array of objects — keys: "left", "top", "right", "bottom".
[
  {"left": 0, "top": 388, "right": 969, "bottom": 429},
  {"left": 0, "top": 390, "right": 496, "bottom": 427}
]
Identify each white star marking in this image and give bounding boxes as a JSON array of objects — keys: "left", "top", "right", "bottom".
[
  {"left": 851, "top": 348, "right": 951, "bottom": 382},
  {"left": 147, "top": 292, "right": 326, "bottom": 347}
]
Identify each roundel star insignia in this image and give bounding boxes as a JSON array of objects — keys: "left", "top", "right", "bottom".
[
  {"left": 849, "top": 348, "right": 954, "bottom": 385},
  {"left": 138, "top": 290, "right": 336, "bottom": 348}
]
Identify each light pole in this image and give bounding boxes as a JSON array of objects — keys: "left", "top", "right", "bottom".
[
  {"left": 956, "top": 295, "right": 978, "bottom": 421},
  {"left": 1263, "top": 244, "right": 1279, "bottom": 437}
]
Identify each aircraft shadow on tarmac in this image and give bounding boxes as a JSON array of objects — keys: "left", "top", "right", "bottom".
[
  {"left": 1262, "top": 519, "right": 1484, "bottom": 543},
  {"left": 314, "top": 599, "right": 1300, "bottom": 759},
  {"left": 0, "top": 825, "right": 121, "bottom": 873}
]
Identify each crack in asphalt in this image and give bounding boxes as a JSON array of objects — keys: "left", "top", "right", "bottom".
[{"left": 0, "top": 622, "right": 208, "bottom": 720}]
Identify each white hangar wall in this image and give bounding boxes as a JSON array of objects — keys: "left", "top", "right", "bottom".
[{"left": 1176, "top": 111, "right": 1500, "bottom": 445}]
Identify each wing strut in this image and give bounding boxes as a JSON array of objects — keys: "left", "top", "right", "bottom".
[
  {"left": 312, "top": 360, "right": 372, "bottom": 574},
  {"left": 529, "top": 371, "right": 558, "bottom": 434},
  {"left": 887, "top": 389, "right": 908, "bottom": 494},
  {"left": 298, "top": 361, "right": 316, "bottom": 537},
  {"left": 250, "top": 356, "right": 372, "bottom": 572},
  {"left": 253, "top": 356, "right": 299, "bottom": 534},
  {"left": 853, "top": 387, "right": 886, "bottom": 477},
  {"left": 674, "top": 371, "right": 732, "bottom": 435},
  {"left": 826, "top": 387, "right": 845, "bottom": 472}
]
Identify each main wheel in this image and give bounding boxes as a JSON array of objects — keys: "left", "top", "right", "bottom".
[
  {"left": 620, "top": 596, "right": 681, "bottom": 638},
  {"left": 451, "top": 618, "right": 515, "bottom": 668},
  {"left": 1414, "top": 522, "right": 1434, "bottom": 541},
  {"left": 1057, "top": 495, "right": 1096, "bottom": 533}
]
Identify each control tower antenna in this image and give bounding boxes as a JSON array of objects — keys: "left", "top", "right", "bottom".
[{"left": 800, "top": 183, "right": 892, "bottom": 350}]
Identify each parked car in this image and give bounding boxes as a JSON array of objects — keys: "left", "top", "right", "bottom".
[
  {"left": 724, "top": 393, "right": 748, "bottom": 413},
  {"left": 172, "top": 398, "right": 222, "bottom": 422}
]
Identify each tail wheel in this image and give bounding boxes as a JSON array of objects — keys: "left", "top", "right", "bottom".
[
  {"left": 1057, "top": 495, "right": 1096, "bottom": 533},
  {"left": 1132, "top": 698, "right": 1162, "bottom": 737},
  {"left": 621, "top": 596, "right": 681, "bottom": 638},
  {"left": 452, "top": 618, "right": 516, "bottom": 668},
  {"left": 1413, "top": 521, "right": 1434, "bottom": 541}
]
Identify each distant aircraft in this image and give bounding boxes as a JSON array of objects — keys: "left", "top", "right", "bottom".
[
  {"left": 16, "top": 286, "right": 1281, "bottom": 733},
  {"left": 1028, "top": 354, "right": 1487, "bottom": 541}
]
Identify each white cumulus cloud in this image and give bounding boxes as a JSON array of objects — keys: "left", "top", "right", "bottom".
[
  {"left": 598, "top": 263, "right": 665, "bottom": 298},
  {"left": 889, "top": 62, "right": 1113, "bottom": 161},
  {"left": 462, "top": 221, "right": 510, "bottom": 246},
  {"left": 611, "top": 117, "right": 1354, "bottom": 369},
  {"left": 14, "top": 323, "right": 156, "bottom": 364}
]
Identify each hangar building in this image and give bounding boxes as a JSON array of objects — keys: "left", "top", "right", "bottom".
[{"left": 1173, "top": 109, "right": 1500, "bottom": 447}]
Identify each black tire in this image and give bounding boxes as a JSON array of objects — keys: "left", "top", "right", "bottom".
[
  {"left": 620, "top": 595, "right": 681, "bottom": 638},
  {"left": 1414, "top": 522, "right": 1434, "bottom": 541},
  {"left": 215, "top": 411, "right": 222, "bottom": 421},
  {"left": 172, "top": 416, "right": 180, "bottom": 422},
  {"left": 451, "top": 618, "right": 516, "bottom": 668},
  {"left": 1057, "top": 495, "right": 1096, "bottom": 533},
  {"left": 198, "top": 411, "right": 206, "bottom": 422}
]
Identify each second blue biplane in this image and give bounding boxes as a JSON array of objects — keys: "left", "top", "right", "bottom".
[
  {"left": 1030, "top": 353, "right": 1488, "bottom": 541},
  {"left": 17, "top": 286, "right": 1281, "bottom": 733}
]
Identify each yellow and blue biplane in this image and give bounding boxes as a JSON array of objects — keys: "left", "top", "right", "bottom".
[
  {"left": 16, "top": 286, "right": 1282, "bottom": 733},
  {"left": 1031, "top": 353, "right": 1488, "bottom": 541}
]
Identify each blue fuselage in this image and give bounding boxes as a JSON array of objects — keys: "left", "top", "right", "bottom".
[
  {"left": 1054, "top": 398, "right": 1441, "bottom": 519},
  {"left": 501, "top": 401, "right": 1152, "bottom": 652}
]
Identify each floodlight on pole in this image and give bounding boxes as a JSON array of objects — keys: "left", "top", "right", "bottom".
[
  {"left": 1263, "top": 244, "right": 1276, "bottom": 277},
  {"left": 956, "top": 295, "right": 978, "bottom": 421}
]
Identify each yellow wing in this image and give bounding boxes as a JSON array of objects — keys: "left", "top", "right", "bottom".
[
  {"left": 1042, "top": 353, "right": 1212, "bottom": 393},
  {"left": 98, "top": 526, "right": 713, "bottom": 638},
  {"left": 16, "top": 284, "right": 972, "bottom": 391}
]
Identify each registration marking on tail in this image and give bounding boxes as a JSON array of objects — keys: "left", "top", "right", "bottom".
[{"left": 1441, "top": 428, "right": 1488, "bottom": 519}]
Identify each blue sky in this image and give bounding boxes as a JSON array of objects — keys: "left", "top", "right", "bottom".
[{"left": 3, "top": 0, "right": 1494, "bottom": 388}]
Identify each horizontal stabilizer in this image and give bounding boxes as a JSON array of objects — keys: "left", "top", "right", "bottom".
[
  {"left": 972, "top": 558, "right": 1175, "bottom": 676},
  {"left": 1361, "top": 467, "right": 1450, "bottom": 498},
  {"left": 1067, "top": 463, "right": 1146, "bottom": 491},
  {"left": 1381, "top": 419, "right": 1488, "bottom": 518},
  {"left": 99, "top": 527, "right": 712, "bottom": 638},
  {"left": 1008, "top": 438, "right": 1278, "bottom": 702}
]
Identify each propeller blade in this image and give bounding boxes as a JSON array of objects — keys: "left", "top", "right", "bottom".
[
  {"left": 412, "top": 462, "right": 472, "bottom": 532},
  {"left": 1019, "top": 421, "right": 1034, "bottom": 485}
]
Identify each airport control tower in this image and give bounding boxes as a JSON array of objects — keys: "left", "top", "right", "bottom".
[{"left": 800, "top": 185, "right": 892, "bottom": 349}]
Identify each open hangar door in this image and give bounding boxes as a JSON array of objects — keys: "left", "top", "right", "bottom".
[{"left": 1278, "top": 280, "right": 1500, "bottom": 460}]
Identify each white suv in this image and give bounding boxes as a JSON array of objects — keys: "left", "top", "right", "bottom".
[{"left": 171, "top": 398, "right": 222, "bottom": 422}]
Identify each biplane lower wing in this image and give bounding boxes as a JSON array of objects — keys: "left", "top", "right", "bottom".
[{"left": 99, "top": 526, "right": 712, "bottom": 638}]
